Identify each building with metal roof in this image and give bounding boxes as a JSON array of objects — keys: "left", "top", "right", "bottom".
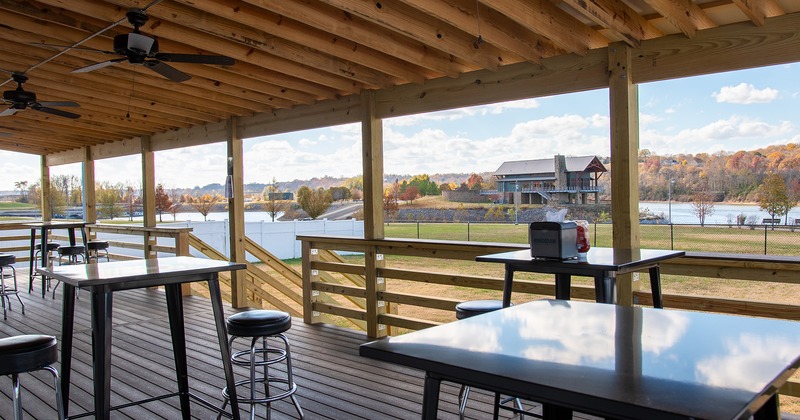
[{"left": 493, "top": 155, "right": 607, "bottom": 205}]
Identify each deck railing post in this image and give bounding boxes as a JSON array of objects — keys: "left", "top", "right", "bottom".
[
  {"left": 365, "top": 245, "right": 387, "bottom": 338},
  {"left": 302, "top": 241, "right": 322, "bottom": 325}
]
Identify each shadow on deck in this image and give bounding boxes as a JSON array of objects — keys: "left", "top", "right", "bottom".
[{"left": 0, "top": 271, "right": 553, "bottom": 419}]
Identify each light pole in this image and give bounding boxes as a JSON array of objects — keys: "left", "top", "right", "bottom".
[
  {"left": 668, "top": 177, "right": 674, "bottom": 224},
  {"left": 515, "top": 181, "right": 519, "bottom": 225}
]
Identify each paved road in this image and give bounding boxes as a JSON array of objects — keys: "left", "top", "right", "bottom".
[{"left": 320, "top": 202, "right": 363, "bottom": 220}]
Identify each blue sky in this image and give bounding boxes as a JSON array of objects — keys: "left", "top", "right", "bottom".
[{"left": 0, "top": 63, "right": 797, "bottom": 191}]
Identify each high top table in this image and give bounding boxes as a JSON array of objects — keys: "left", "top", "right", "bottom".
[
  {"left": 360, "top": 299, "right": 800, "bottom": 420},
  {"left": 27, "top": 221, "right": 90, "bottom": 298},
  {"left": 476, "top": 248, "right": 685, "bottom": 308},
  {"left": 38, "top": 256, "right": 246, "bottom": 420}
]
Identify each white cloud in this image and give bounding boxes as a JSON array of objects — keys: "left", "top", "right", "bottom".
[
  {"left": 713, "top": 83, "right": 778, "bottom": 104},
  {"left": 641, "top": 116, "right": 793, "bottom": 155}
]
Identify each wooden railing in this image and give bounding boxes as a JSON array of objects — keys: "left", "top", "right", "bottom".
[{"left": 297, "top": 234, "right": 800, "bottom": 398}]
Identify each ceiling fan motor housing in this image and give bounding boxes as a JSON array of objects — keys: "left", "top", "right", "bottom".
[
  {"left": 3, "top": 89, "right": 36, "bottom": 109},
  {"left": 114, "top": 32, "right": 158, "bottom": 57}
]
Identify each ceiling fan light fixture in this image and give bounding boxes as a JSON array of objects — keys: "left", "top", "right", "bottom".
[{"left": 115, "top": 33, "right": 156, "bottom": 55}]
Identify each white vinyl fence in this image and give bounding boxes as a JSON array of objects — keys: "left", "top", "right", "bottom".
[{"left": 3, "top": 219, "right": 363, "bottom": 267}]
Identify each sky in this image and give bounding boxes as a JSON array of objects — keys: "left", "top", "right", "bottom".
[{"left": 0, "top": 62, "right": 798, "bottom": 191}]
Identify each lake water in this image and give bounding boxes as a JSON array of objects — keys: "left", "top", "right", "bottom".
[
  {"left": 139, "top": 205, "right": 793, "bottom": 225},
  {"left": 639, "top": 202, "right": 799, "bottom": 225}
]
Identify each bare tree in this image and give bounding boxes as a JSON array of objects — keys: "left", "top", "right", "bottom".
[
  {"left": 262, "top": 178, "right": 288, "bottom": 222},
  {"left": 691, "top": 190, "right": 716, "bottom": 227},
  {"left": 189, "top": 193, "right": 221, "bottom": 221}
]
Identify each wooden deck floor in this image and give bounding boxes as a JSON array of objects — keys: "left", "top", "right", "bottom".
[{"left": 0, "top": 271, "right": 553, "bottom": 420}]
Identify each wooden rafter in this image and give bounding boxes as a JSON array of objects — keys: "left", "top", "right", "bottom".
[
  {"left": 732, "top": 0, "right": 784, "bottom": 26},
  {"left": 643, "top": 0, "right": 716, "bottom": 38},
  {"left": 561, "top": 0, "right": 663, "bottom": 47}
]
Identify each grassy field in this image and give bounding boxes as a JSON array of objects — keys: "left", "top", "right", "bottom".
[
  {"left": 284, "top": 222, "right": 800, "bottom": 413},
  {"left": 384, "top": 221, "right": 800, "bottom": 256}
]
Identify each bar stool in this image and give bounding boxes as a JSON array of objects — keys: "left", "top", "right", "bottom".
[
  {"left": 86, "top": 240, "right": 110, "bottom": 262},
  {"left": 57, "top": 245, "right": 86, "bottom": 266},
  {"left": 218, "top": 310, "right": 303, "bottom": 420},
  {"left": 0, "top": 334, "right": 64, "bottom": 420},
  {"left": 29, "top": 243, "right": 59, "bottom": 295},
  {"left": 0, "top": 254, "right": 24, "bottom": 320},
  {"left": 454, "top": 300, "right": 525, "bottom": 419},
  {"left": 50, "top": 246, "right": 86, "bottom": 299}
]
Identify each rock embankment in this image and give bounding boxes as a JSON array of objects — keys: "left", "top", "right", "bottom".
[{"left": 389, "top": 204, "right": 612, "bottom": 223}]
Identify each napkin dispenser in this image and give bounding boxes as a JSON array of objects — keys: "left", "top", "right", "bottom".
[{"left": 529, "top": 221, "right": 578, "bottom": 260}]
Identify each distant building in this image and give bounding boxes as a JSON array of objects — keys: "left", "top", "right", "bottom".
[
  {"left": 491, "top": 155, "right": 607, "bottom": 205},
  {"left": 267, "top": 192, "right": 294, "bottom": 201}
]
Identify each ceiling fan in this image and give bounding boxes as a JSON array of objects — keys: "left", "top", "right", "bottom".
[
  {"left": 1, "top": 72, "right": 80, "bottom": 119},
  {"left": 72, "top": 8, "right": 235, "bottom": 82}
]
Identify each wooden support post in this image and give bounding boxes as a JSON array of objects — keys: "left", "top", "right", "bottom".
[
  {"left": 365, "top": 245, "right": 387, "bottom": 339},
  {"left": 609, "top": 42, "right": 642, "bottom": 306},
  {"left": 227, "top": 117, "right": 247, "bottom": 308},
  {"left": 301, "top": 241, "right": 322, "bottom": 325},
  {"left": 82, "top": 147, "right": 96, "bottom": 225},
  {"left": 361, "top": 90, "right": 384, "bottom": 240},
  {"left": 141, "top": 136, "right": 157, "bottom": 259},
  {"left": 40, "top": 156, "right": 51, "bottom": 221}
]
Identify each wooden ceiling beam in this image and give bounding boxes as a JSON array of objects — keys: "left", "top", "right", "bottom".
[
  {"left": 169, "top": 0, "right": 428, "bottom": 84},
  {"left": 560, "top": 0, "right": 663, "bottom": 47},
  {"left": 479, "top": 0, "right": 608, "bottom": 54},
  {"left": 242, "top": 0, "right": 468, "bottom": 77},
  {"left": 0, "top": 113, "right": 130, "bottom": 143},
  {"left": 732, "top": 0, "right": 784, "bottom": 27},
  {"left": 32, "top": 0, "right": 362, "bottom": 95},
  {"left": 643, "top": 0, "right": 716, "bottom": 38},
  {"left": 117, "top": 0, "right": 401, "bottom": 88},
  {"left": 0, "top": 10, "right": 272, "bottom": 116},
  {"left": 0, "top": 37, "right": 225, "bottom": 124},
  {"left": 318, "top": 0, "right": 513, "bottom": 70},
  {"left": 399, "top": 0, "right": 564, "bottom": 63}
]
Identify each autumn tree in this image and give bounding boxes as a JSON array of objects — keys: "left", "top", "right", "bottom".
[
  {"left": 484, "top": 206, "right": 506, "bottom": 221},
  {"left": 154, "top": 184, "right": 172, "bottom": 222},
  {"left": 758, "top": 173, "right": 794, "bottom": 226},
  {"left": 190, "top": 193, "right": 221, "bottom": 221},
  {"left": 297, "top": 186, "right": 333, "bottom": 219},
  {"left": 399, "top": 185, "right": 419, "bottom": 204},
  {"left": 383, "top": 181, "right": 400, "bottom": 221},
  {"left": 96, "top": 182, "right": 124, "bottom": 220},
  {"left": 466, "top": 173, "right": 484, "bottom": 190},
  {"left": 691, "top": 190, "right": 716, "bottom": 227},
  {"left": 350, "top": 188, "right": 363, "bottom": 201},
  {"left": 328, "top": 186, "right": 351, "bottom": 201},
  {"left": 262, "top": 178, "right": 288, "bottom": 222}
]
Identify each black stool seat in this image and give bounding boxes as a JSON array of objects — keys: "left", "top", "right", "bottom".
[
  {"left": 227, "top": 310, "right": 291, "bottom": 337},
  {"left": 0, "top": 335, "right": 58, "bottom": 375},
  {"left": 34, "top": 243, "right": 60, "bottom": 252},
  {"left": 58, "top": 245, "right": 85, "bottom": 256},
  {"left": 0, "top": 334, "right": 64, "bottom": 419},
  {"left": 455, "top": 299, "right": 505, "bottom": 320},
  {"left": 0, "top": 253, "right": 15, "bottom": 266},
  {"left": 87, "top": 240, "right": 109, "bottom": 250}
]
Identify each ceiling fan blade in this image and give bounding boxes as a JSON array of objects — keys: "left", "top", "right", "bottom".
[
  {"left": 73, "top": 58, "right": 127, "bottom": 74},
  {"left": 155, "top": 53, "right": 235, "bottom": 66},
  {"left": 0, "top": 108, "right": 18, "bottom": 117},
  {"left": 144, "top": 60, "right": 191, "bottom": 82},
  {"left": 38, "top": 101, "right": 80, "bottom": 108},
  {"left": 32, "top": 106, "right": 81, "bottom": 119}
]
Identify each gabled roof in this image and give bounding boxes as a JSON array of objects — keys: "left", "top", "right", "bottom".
[{"left": 494, "top": 156, "right": 607, "bottom": 176}]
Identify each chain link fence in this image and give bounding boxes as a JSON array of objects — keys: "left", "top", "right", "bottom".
[{"left": 385, "top": 221, "right": 800, "bottom": 257}]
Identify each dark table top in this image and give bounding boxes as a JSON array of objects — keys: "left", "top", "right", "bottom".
[
  {"left": 26, "top": 221, "right": 90, "bottom": 229},
  {"left": 360, "top": 299, "right": 800, "bottom": 419},
  {"left": 476, "top": 248, "right": 685, "bottom": 272},
  {"left": 37, "top": 256, "right": 246, "bottom": 291}
]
